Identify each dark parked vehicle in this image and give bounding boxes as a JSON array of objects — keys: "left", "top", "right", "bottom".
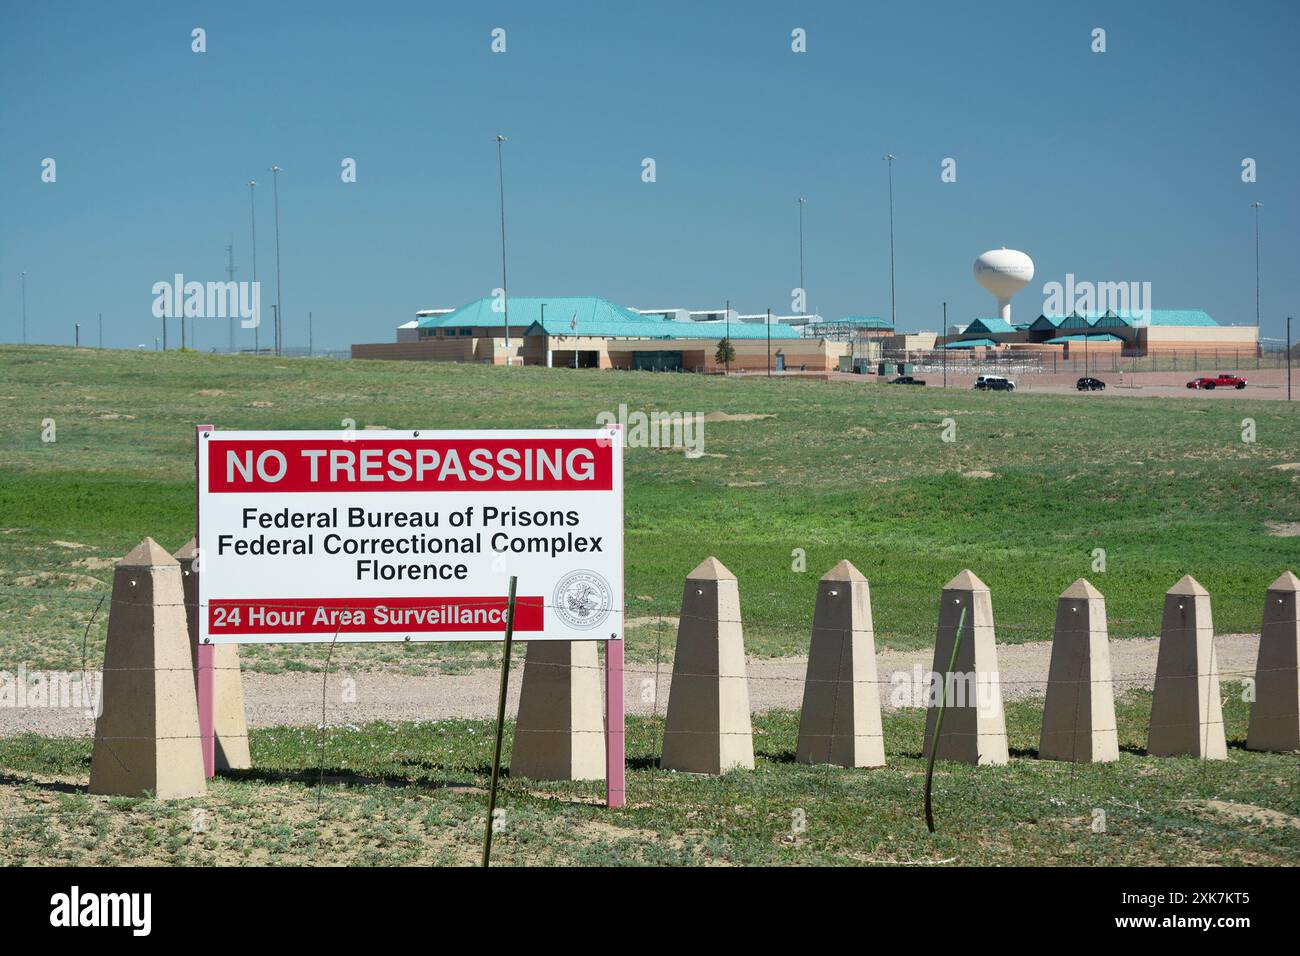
[
  {"left": 889, "top": 375, "right": 926, "bottom": 386},
  {"left": 974, "top": 375, "right": 1016, "bottom": 391},
  {"left": 1076, "top": 377, "right": 1106, "bottom": 391}
]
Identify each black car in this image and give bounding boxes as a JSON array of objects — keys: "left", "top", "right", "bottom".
[
  {"left": 1076, "top": 377, "right": 1106, "bottom": 391},
  {"left": 889, "top": 375, "right": 926, "bottom": 386}
]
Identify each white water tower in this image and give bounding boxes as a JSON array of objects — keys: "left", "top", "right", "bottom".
[{"left": 973, "top": 248, "right": 1034, "bottom": 322}]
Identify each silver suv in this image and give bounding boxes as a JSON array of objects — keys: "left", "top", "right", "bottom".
[{"left": 974, "top": 375, "right": 1016, "bottom": 391}]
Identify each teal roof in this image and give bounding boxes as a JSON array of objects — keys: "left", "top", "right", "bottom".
[
  {"left": 1044, "top": 333, "right": 1125, "bottom": 344},
  {"left": 1143, "top": 309, "right": 1219, "bottom": 327},
  {"left": 526, "top": 317, "right": 800, "bottom": 340},
  {"left": 422, "top": 296, "right": 801, "bottom": 339},
  {"left": 964, "top": 317, "right": 1016, "bottom": 335},
  {"left": 942, "top": 338, "right": 998, "bottom": 349},
  {"left": 1042, "top": 310, "right": 1217, "bottom": 328},
  {"left": 419, "top": 296, "right": 645, "bottom": 330},
  {"left": 1048, "top": 312, "right": 1134, "bottom": 330}
]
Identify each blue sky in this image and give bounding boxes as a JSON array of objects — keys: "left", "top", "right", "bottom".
[{"left": 2, "top": 0, "right": 1297, "bottom": 350}]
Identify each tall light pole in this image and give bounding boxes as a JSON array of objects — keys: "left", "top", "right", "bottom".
[
  {"left": 225, "top": 239, "right": 238, "bottom": 352},
  {"left": 248, "top": 180, "right": 258, "bottom": 354},
  {"left": 885, "top": 154, "right": 897, "bottom": 330},
  {"left": 797, "top": 197, "right": 806, "bottom": 313},
  {"left": 495, "top": 135, "right": 510, "bottom": 353},
  {"left": 20, "top": 271, "right": 27, "bottom": 344},
  {"left": 1287, "top": 316, "right": 1292, "bottom": 402},
  {"left": 270, "top": 165, "right": 284, "bottom": 356},
  {"left": 1251, "top": 201, "right": 1262, "bottom": 332}
]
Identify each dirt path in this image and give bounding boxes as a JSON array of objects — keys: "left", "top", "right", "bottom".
[{"left": 0, "top": 634, "right": 1260, "bottom": 737}]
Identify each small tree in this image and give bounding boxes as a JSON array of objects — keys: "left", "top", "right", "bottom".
[{"left": 715, "top": 337, "right": 735, "bottom": 372}]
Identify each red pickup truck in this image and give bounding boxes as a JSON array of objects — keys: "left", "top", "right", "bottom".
[{"left": 1186, "top": 373, "right": 1247, "bottom": 390}]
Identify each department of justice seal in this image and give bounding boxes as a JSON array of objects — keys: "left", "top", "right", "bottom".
[{"left": 553, "top": 569, "right": 613, "bottom": 630}]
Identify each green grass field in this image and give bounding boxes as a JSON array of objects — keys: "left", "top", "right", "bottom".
[
  {"left": 1, "top": 345, "right": 1297, "bottom": 671},
  {"left": 1, "top": 346, "right": 1297, "bottom": 866},
  {"left": 1, "top": 685, "right": 1295, "bottom": 866}
]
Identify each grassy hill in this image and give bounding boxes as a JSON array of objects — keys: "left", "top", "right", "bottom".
[{"left": 2, "top": 345, "right": 1298, "bottom": 672}]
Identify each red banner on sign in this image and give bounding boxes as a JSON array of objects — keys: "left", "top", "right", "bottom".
[
  {"left": 207, "top": 437, "right": 613, "bottom": 493},
  {"left": 207, "top": 596, "right": 545, "bottom": 635}
]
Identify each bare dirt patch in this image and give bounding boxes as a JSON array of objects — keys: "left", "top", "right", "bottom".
[
  {"left": 1187, "top": 801, "right": 1300, "bottom": 829},
  {"left": 1270, "top": 463, "right": 1300, "bottom": 471},
  {"left": 703, "top": 412, "right": 775, "bottom": 423},
  {"left": 195, "top": 388, "right": 226, "bottom": 397},
  {"left": 70, "top": 557, "right": 115, "bottom": 570},
  {"left": 625, "top": 616, "right": 678, "bottom": 630},
  {"left": 575, "top": 820, "right": 703, "bottom": 857},
  {"left": 13, "top": 571, "right": 104, "bottom": 591},
  {"left": 962, "top": 470, "right": 995, "bottom": 479},
  {"left": 1266, "top": 521, "right": 1300, "bottom": 537},
  {"left": 51, "top": 541, "right": 88, "bottom": 550}
]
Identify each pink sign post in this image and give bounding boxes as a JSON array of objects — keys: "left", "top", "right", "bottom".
[
  {"left": 605, "top": 420, "right": 625, "bottom": 808},
  {"left": 605, "top": 638, "right": 625, "bottom": 808},
  {"left": 195, "top": 425, "right": 216, "bottom": 778}
]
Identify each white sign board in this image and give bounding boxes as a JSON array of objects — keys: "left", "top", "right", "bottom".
[{"left": 197, "top": 428, "right": 623, "bottom": 644}]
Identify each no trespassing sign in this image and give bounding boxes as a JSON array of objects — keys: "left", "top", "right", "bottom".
[{"left": 196, "top": 428, "right": 624, "bottom": 644}]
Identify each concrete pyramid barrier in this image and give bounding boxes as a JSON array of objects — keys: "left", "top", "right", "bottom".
[
  {"left": 89, "top": 538, "right": 206, "bottom": 799},
  {"left": 796, "top": 560, "right": 885, "bottom": 767},
  {"left": 1039, "top": 578, "right": 1119, "bottom": 763},
  {"left": 510, "top": 640, "right": 606, "bottom": 780},
  {"left": 174, "top": 539, "right": 251, "bottom": 771},
  {"left": 1148, "top": 575, "right": 1227, "bottom": 759},
  {"left": 922, "top": 570, "right": 1009, "bottom": 766},
  {"left": 661, "top": 557, "right": 754, "bottom": 774},
  {"left": 1246, "top": 570, "right": 1300, "bottom": 753}
]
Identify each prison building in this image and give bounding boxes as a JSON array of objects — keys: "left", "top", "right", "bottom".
[
  {"left": 938, "top": 310, "right": 1259, "bottom": 359},
  {"left": 352, "top": 296, "right": 853, "bottom": 372}
]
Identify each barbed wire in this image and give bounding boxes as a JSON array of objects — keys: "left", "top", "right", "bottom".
[
  {"left": 0, "top": 580, "right": 1293, "bottom": 859},
  {"left": 4, "top": 590, "right": 1292, "bottom": 641},
  {"left": 5, "top": 660, "right": 1289, "bottom": 681},
  {"left": 0, "top": 579, "right": 1283, "bottom": 625}
]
